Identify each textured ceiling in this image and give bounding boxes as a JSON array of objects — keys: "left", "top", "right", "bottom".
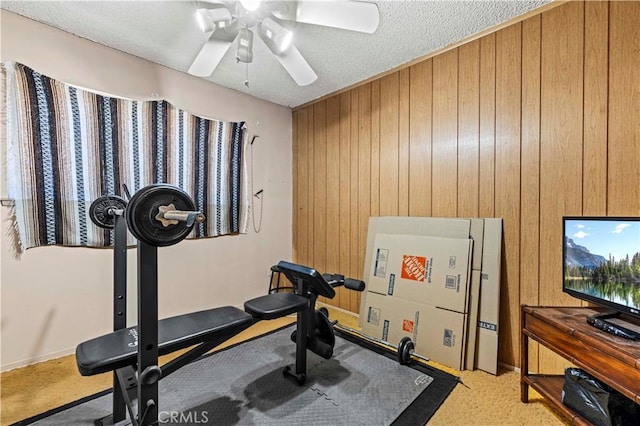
[{"left": 1, "top": 1, "right": 550, "bottom": 108}]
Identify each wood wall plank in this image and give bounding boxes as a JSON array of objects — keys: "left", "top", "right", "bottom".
[
  {"left": 608, "top": 1, "right": 640, "bottom": 215},
  {"left": 539, "top": 1, "right": 584, "bottom": 305},
  {"left": 457, "top": 40, "right": 480, "bottom": 218},
  {"left": 370, "top": 80, "right": 381, "bottom": 219},
  {"left": 398, "top": 69, "right": 410, "bottom": 216},
  {"left": 291, "top": 0, "right": 640, "bottom": 369},
  {"left": 325, "top": 97, "right": 341, "bottom": 305},
  {"left": 495, "top": 23, "right": 522, "bottom": 367},
  {"left": 520, "top": 15, "right": 541, "bottom": 308},
  {"left": 306, "top": 106, "right": 315, "bottom": 266},
  {"left": 432, "top": 50, "right": 458, "bottom": 217},
  {"left": 539, "top": 1, "right": 584, "bottom": 371},
  {"left": 338, "top": 93, "right": 351, "bottom": 307},
  {"left": 349, "top": 91, "right": 360, "bottom": 311},
  {"left": 355, "top": 84, "right": 372, "bottom": 310},
  {"left": 379, "top": 73, "right": 399, "bottom": 216},
  {"left": 479, "top": 34, "right": 496, "bottom": 218},
  {"left": 292, "top": 110, "right": 300, "bottom": 261},
  {"left": 583, "top": 0, "right": 608, "bottom": 216},
  {"left": 520, "top": 14, "right": 541, "bottom": 372},
  {"left": 408, "top": 60, "right": 433, "bottom": 217},
  {"left": 313, "top": 101, "right": 328, "bottom": 277}
]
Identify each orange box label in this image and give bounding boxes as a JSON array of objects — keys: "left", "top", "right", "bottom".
[
  {"left": 401, "top": 255, "right": 427, "bottom": 282},
  {"left": 402, "top": 319, "right": 415, "bottom": 333}
]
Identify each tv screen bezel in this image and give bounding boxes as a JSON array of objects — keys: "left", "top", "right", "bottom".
[{"left": 562, "top": 215, "right": 640, "bottom": 320}]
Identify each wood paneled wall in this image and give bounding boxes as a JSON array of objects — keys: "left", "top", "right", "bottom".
[{"left": 292, "top": 1, "right": 640, "bottom": 369}]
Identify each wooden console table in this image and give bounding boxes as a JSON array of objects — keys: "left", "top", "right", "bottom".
[{"left": 521, "top": 305, "right": 640, "bottom": 425}]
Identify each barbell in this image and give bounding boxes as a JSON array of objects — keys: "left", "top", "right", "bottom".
[
  {"left": 126, "top": 184, "right": 205, "bottom": 247},
  {"left": 89, "top": 195, "right": 127, "bottom": 229},
  {"left": 90, "top": 186, "right": 205, "bottom": 246},
  {"left": 397, "top": 336, "right": 430, "bottom": 366},
  {"left": 333, "top": 323, "right": 430, "bottom": 366}
]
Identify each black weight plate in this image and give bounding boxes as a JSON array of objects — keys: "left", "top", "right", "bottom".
[
  {"left": 398, "top": 336, "right": 414, "bottom": 365},
  {"left": 89, "top": 195, "right": 127, "bottom": 229},
  {"left": 314, "top": 310, "right": 335, "bottom": 349},
  {"left": 126, "top": 184, "right": 197, "bottom": 247}
]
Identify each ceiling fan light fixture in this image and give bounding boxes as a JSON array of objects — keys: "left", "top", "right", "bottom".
[
  {"left": 196, "top": 7, "right": 232, "bottom": 33},
  {"left": 240, "top": 0, "right": 261, "bottom": 12},
  {"left": 259, "top": 17, "right": 293, "bottom": 54}
]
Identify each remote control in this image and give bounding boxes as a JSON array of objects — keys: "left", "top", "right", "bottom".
[{"left": 587, "top": 317, "right": 638, "bottom": 340}]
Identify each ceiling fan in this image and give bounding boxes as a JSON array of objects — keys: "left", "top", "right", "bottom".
[{"left": 188, "top": 0, "right": 380, "bottom": 86}]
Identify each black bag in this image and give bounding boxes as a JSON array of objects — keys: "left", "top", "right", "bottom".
[{"left": 561, "top": 368, "right": 640, "bottom": 426}]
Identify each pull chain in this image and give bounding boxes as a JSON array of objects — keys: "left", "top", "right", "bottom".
[{"left": 244, "top": 62, "right": 250, "bottom": 87}]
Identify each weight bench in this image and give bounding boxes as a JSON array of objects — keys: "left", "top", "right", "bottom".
[
  {"left": 76, "top": 306, "right": 254, "bottom": 377},
  {"left": 76, "top": 265, "right": 330, "bottom": 376},
  {"left": 245, "top": 261, "right": 338, "bottom": 384},
  {"left": 75, "top": 260, "right": 345, "bottom": 425},
  {"left": 79, "top": 186, "right": 361, "bottom": 426}
]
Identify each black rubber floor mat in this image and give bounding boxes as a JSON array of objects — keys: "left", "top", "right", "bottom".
[{"left": 16, "top": 324, "right": 458, "bottom": 425}]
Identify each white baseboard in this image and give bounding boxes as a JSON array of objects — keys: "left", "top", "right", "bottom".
[
  {"left": 1, "top": 347, "right": 75, "bottom": 373},
  {"left": 316, "top": 302, "right": 359, "bottom": 318},
  {"left": 499, "top": 362, "right": 519, "bottom": 373}
]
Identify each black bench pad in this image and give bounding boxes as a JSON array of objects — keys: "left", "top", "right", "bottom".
[
  {"left": 244, "top": 292, "right": 308, "bottom": 320},
  {"left": 76, "top": 306, "right": 253, "bottom": 376}
]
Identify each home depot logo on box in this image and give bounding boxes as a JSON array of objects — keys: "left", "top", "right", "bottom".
[
  {"left": 402, "top": 319, "right": 415, "bottom": 333},
  {"left": 401, "top": 255, "right": 427, "bottom": 282}
]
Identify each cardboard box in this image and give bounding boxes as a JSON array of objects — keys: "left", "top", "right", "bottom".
[
  {"left": 423, "top": 306, "right": 468, "bottom": 371},
  {"left": 465, "top": 269, "right": 482, "bottom": 370},
  {"left": 475, "top": 328, "right": 499, "bottom": 374},
  {"left": 362, "top": 292, "right": 467, "bottom": 370},
  {"left": 475, "top": 218, "right": 502, "bottom": 375},
  {"left": 468, "top": 218, "right": 485, "bottom": 271},
  {"left": 456, "top": 218, "right": 483, "bottom": 370},
  {"left": 358, "top": 216, "right": 503, "bottom": 374},
  {"left": 363, "top": 216, "right": 484, "bottom": 273},
  {"left": 361, "top": 217, "right": 472, "bottom": 322},
  {"left": 363, "top": 291, "right": 421, "bottom": 346},
  {"left": 363, "top": 217, "right": 472, "bottom": 290},
  {"left": 367, "top": 233, "right": 473, "bottom": 313}
]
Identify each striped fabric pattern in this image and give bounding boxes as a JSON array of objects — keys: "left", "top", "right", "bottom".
[{"left": 4, "top": 62, "right": 248, "bottom": 250}]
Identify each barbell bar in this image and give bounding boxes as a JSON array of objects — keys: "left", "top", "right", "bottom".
[
  {"left": 155, "top": 203, "right": 206, "bottom": 228},
  {"left": 334, "top": 323, "right": 429, "bottom": 366}
]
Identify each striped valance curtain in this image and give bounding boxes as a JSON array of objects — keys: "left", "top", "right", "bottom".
[{"left": 3, "top": 62, "right": 248, "bottom": 250}]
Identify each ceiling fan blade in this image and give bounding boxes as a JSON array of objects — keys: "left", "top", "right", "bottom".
[
  {"left": 197, "top": 0, "right": 234, "bottom": 7},
  {"left": 276, "top": 1, "right": 380, "bottom": 34},
  {"left": 274, "top": 45, "right": 318, "bottom": 86},
  {"left": 188, "top": 31, "right": 235, "bottom": 77},
  {"left": 260, "top": 32, "right": 317, "bottom": 86}
]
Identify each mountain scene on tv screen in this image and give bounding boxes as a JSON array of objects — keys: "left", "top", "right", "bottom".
[{"left": 564, "top": 236, "right": 640, "bottom": 309}]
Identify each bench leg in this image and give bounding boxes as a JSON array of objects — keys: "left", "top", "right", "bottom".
[{"left": 137, "top": 242, "right": 159, "bottom": 426}]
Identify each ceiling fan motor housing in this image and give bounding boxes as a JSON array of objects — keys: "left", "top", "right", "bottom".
[{"left": 236, "top": 27, "right": 254, "bottom": 63}]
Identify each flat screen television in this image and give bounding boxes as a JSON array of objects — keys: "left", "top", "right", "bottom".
[{"left": 563, "top": 216, "right": 640, "bottom": 340}]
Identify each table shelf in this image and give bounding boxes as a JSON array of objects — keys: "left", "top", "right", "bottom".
[{"left": 520, "top": 306, "right": 640, "bottom": 425}]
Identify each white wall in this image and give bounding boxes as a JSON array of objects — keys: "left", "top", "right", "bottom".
[{"left": 0, "top": 11, "right": 293, "bottom": 371}]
